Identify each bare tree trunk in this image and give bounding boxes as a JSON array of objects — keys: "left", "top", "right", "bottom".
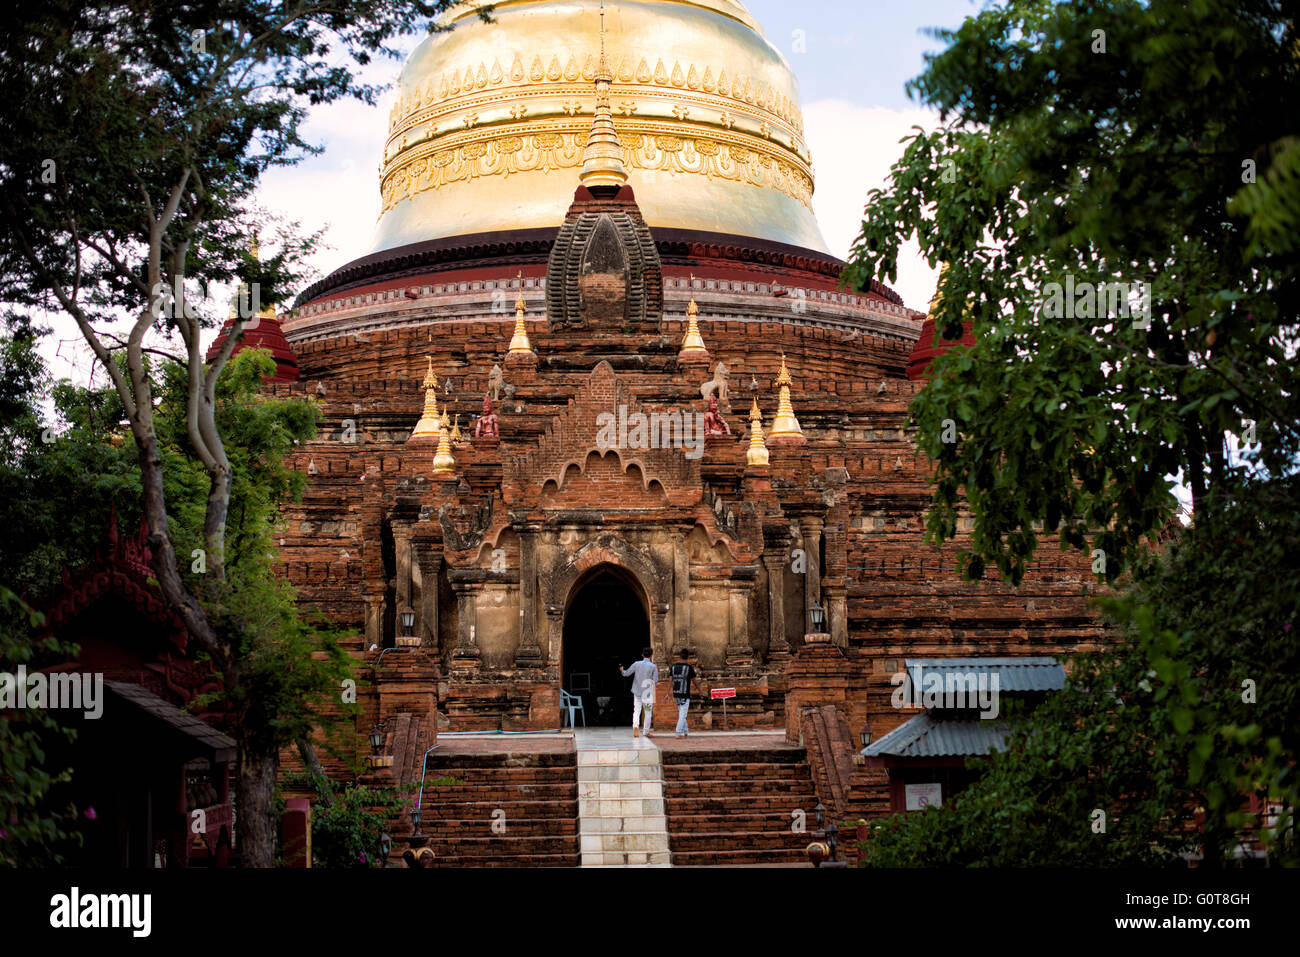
[
  {"left": 296, "top": 738, "right": 335, "bottom": 808},
  {"left": 237, "top": 743, "right": 280, "bottom": 868}
]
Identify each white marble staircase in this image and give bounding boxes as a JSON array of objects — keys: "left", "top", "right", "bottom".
[{"left": 575, "top": 729, "right": 671, "bottom": 867}]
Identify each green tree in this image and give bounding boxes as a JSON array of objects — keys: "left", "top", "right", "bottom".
[
  {"left": 0, "top": 0, "right": 470, "bottom": 865},
  {"left": 845, "top": 0, "right": 1298, "bottom": 583},
  {"left": 846, "top": 0, "right": 1298, "bottom": 865},
  {"left": 0, "top": 328, "right": 353, "bottom": 864}
]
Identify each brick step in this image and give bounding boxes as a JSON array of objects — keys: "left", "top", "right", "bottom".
[
  {"left": 666, "top": 812, "right": 805, "bottom": 833},
  {"left": 421, "top": 818, "right": 578, "bottom": 838},
  {"left": 669, "top": 848, "right": 811, "bottom": 866},
  {"left": 425, "top": 753, "right": 576, "bottom": 770},
  {"left": 664, "top": 778, "right": 816, "bottom": 796},
  {"left": 663, "top": 774, "right": 814, "bottom": 790},
  {"left": 420, "top": 800, "right": 578, "bottom": 820},
  {"left": 665, "top": 794, "right": 818, "bottom": 814},
  {"left": 667, "top": 830, "right": 807, "bottom": 852},
  {"left": 430, "top": 853, "right": 580, "bottom": 868},
  {"left": 421, "top": 767, "right": 577, "bottom": 785},
  {"left": 426, "top": 835, "right": 578, "bottom": 856},
  {"left": 660, "top": 749, "right": 807, "bottom": 766},
  {"left": 662, "top": 762, "right": 815, "bottom": 779},
  {"left": 420, "top": 783, "right": 577, "bottom": 801}
]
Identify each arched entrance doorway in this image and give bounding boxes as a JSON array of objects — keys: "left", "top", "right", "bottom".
[{"left": 562, "top": 567, "right": 649, "bottom": 726}]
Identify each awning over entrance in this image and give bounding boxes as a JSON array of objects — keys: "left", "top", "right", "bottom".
[{"left": 104, "top": 680, "right": 237, "bottom": 761}]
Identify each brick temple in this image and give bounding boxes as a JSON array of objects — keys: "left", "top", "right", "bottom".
[{"left": 226, "top": 0, "right": 1106, "bottom": 862}]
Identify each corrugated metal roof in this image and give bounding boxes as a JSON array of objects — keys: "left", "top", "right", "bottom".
[
  {"left": 903, "top": 656, "right": 1065, "bottom": 695},
  {"left": 105, "top": 680, "right": 237, "bottom": 760},
  {"left": 864, "top": 712, "right": 1015, "bottom": 759}
]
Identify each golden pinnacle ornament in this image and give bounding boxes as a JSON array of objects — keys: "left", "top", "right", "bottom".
[
  {"left": 678, "top": 274, "right": 708, "bottom": 359},
  {"left": 767, "top": 353, "right": 804, "bottom": 441},
  {"left": 409, "top": 356, "right": 442, "bottom": 439},
  {"left": 432, "top": 411, "right": 457, "bottom": 475},
  {"left": 507, "top": 271, "right": 534, "bottom": 355},
  {"left": 746, "top": 398, "right": 770, "bottom": 468}
]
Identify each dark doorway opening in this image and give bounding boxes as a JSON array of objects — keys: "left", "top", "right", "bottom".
[{"left": 562, "top": 568, "right": 649, "bottom": 726}]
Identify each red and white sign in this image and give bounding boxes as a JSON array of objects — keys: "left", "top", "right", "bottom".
[
  {"left": 710, "top": 688, "right": 736, "bottom": 700},
  {"left": 905, "top": 782, "right": 942, "bottom": 811}
]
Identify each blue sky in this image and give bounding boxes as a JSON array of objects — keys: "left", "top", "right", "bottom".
[{"left": 745, "top": 0, "right": 980, "bottom": 109}]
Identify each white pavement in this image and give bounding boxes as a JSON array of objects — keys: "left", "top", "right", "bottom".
[{"left": 574, "top": 727, "right": 671, "bottom": 867}]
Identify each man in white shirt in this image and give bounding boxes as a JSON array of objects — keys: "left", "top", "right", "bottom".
[{"left": 619, "top": 648, "right": 658, "bottom": 737}]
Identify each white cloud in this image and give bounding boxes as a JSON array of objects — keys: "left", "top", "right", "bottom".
[{"left": 804, "top": 98, "right": 940, "bottom": 313}]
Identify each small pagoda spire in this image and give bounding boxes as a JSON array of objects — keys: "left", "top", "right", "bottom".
[
  {"left": 578, "top": 4, "right": 629, "bottom": 190},
  {"left": 767, "top": 353, "right": 804, "bottom": 442},
  {"left": 432, "top": 411, "right": 457, "bottom": 475},
  {"left": 409, "top": 356, "right": 442, "bottom": 440},
  {"left": 507, "top": 271, "right": 534, "bottom": 355},
  {"left": 746, "top": 398, "right": 770, "bottom": 468},
  {"left": 228, "top": 232, "right": 274, "bottom": 323},
  {"left": 450, "top": 413, "right": 465, "bottom": 446},
  {"left": 678, "top": 274, "right": 708, "bottom": 359}
]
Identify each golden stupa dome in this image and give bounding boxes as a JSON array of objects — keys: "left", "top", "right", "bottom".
[{"left": 376, "top": 0, "right": 829, "bottom": 254}]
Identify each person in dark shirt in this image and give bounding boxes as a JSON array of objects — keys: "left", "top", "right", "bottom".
[{"left": 670, "top": 648, "right": 697, "bottom": 737}]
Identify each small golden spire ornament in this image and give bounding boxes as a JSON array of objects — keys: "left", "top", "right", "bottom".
[
  {"left": 767, "top": 353, "right": 804, "bottom": 441},
  {"left": 450, "top": 414, "right": 464, "bottom": 446},
  {"left": 432, "top": 411, "right": 457, "bottom": 475},
  {"left": 507, "top": 271, "right": 534, "bottom": 354},
  {"left": 746, "top": 398, "right": 770, "bottom": 468},
  {"left": 578, "top": 4, "right": 629, "bottom": 189},
  {"left": 678, "top": 274, "right": 708, "bottom": 359},
  {"left": 409, "top": 356, "right": 442, "bottom": 439}
]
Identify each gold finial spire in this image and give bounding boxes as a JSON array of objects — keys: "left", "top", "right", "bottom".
[
  {"left": 450, "top": 413, "right": 464, "bottom": 445},
  {"left": 746, "top": 398, "right": 770, "bottom": 468},
  {"left": 432, "top": 411, "right": 457, "bottom": 475},
  {"left": 768, "top": 353, "right": 804, "bottom": 441},
  {"left": 579, "top": 4, "right": 628, "bottom": 189},
  {"left": 508, "top": 271, "right": 534, "bottom": 354},
  {"left": 409, "top": 356, "right": 442, "bottom": 440},
  {"left": 598, "top": 3, "right": 609, "bottom": 80},
  {"left": 679, "top": 273, "right": 708, "bottom": 358}
]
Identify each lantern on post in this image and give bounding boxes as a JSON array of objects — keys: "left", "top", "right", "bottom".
[{"left": 396, "top": 604, "right": 420, "bottom": 647}]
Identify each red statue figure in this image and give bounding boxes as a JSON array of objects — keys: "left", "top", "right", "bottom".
[
  {"left": 704, "top": 394, "right": 731, "bottom": 436},
  {"left": 474, "top": 393, "right": 500, "bottom": 438}
]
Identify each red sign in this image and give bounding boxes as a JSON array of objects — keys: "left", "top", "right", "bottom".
[{"left": 710, "top": 688, "right": 736, "bottom": 700}]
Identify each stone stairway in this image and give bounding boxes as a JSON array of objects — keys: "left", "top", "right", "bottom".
[
  {"left": 417, "top": 749, "right": 580, "bottom": 866},
  {"left": 661, "top": 745, "right": 818, "bottom": 865},
  {"left": 575, "top": 729, "right": 671, "bottom": 867}
]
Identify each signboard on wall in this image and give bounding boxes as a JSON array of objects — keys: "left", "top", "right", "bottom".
[{"left": 905, "top": 782, "right": 942, "bottom": 811}]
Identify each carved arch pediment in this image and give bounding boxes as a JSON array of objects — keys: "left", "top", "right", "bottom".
[{"left": 506, "top": 362, "right": 700, "bottom": 509}]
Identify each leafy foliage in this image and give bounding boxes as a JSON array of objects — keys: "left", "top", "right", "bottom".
[
  {"left": 0, "top": 588, "right": 84, "bottom": 867},
  {"left": 1, "top": 0, "right": 474, "bottom": 864},
  {"left": 287, "top": 779, "right": 409, "bottom": 870},
  {"left": 847, "top": 0, "right": 1299, "bottom": 867},
  {"left": 845, "top": 0, "right": 1299, "bottom": 583}
]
